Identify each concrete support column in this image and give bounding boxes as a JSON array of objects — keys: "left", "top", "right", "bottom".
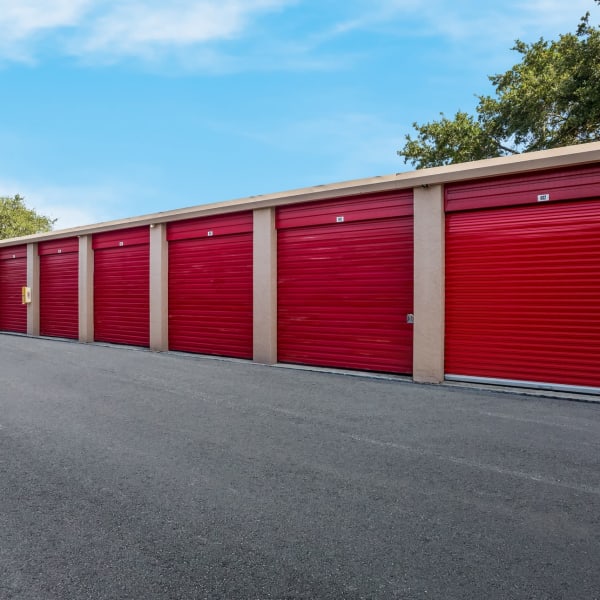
[
  {"left": 413, "top": 184, "right": 445, "bottom": 383},
  {"left": 149, "top": 223, "right": 168, "bottom": 351},
  {"left": 26, "top": 243, "right": 40, "bottom": 336},
  {"left": 78, "top": 235, "right": 94, "bottom": 343},
  {"left": 253, "top": 207, "right": 277, "bottom": 364}
]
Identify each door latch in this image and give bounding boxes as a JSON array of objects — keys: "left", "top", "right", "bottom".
[{"left": 406, "top": 313, "right": 414, "bottom": 324}]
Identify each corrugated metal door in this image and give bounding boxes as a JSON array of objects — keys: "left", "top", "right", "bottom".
[
  {"left": 446, "top": 164, "right": 600, "bottom": 389},
  {"left": 0, "top": 246, "right": 27, "bottom": 333},
  {"left": 39, "top": 238, "right": 79, "bottom": 339},
  {"left": 277, "top": 191, "right": 414, "bottom": 374},
  {"left": 93, "top": 227, "right": 150, "bottom": 347},
  {"left": 168, "top": 212, "right": 253, "bottom": 358}
]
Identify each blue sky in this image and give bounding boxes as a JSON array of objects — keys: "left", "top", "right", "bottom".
[{"left": 1, "top": 0, "right": 598, "bottom": 230}]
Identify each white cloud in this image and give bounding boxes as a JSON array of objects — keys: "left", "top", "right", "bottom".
[
  {"left": 78, "top": 0, "right": 292, "bottom": 58},
  {"left": 321, "top": 0, "right": 600, "bottom": 45},
  {"left": 0, "top": 0, "right": 293, "bottom": 64},
  {"left": 0, "top": 0, "right": 92, "bottom": 38},
  {"left": 0, "top": 0, "right": 92, "bottom": 61},
  {"left": 0, "top": 0, "right": 597, "bottom": 69}
]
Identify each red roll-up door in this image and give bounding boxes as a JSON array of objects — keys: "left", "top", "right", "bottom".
[
  {"left": 445, "top": 164, "right": 600, "bottom": 390},
  {"left": 0, "top": 246, "right": 27, "bottom": 333},
  {"left": 168, "top": 212, "right": 253, "bottom": 358},
  {"left": 277, "top": 191, "right": 414, "bottom": 374},
  {"left": 39, "top": 238, "right": 79, "bottom": 339},
  {"left": 93, "top": 227, "right": 149, "bottom": 347}
]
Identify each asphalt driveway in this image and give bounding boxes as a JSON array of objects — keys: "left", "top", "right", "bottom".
[{"left": 0, "top": 334, "right": 599, "bottom": 599}]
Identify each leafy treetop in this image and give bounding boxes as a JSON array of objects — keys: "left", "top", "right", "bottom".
[
  {"left": 399, "top": 1, "right": 600, "bottom": 168},
  {"left": 0, "top": 195, "right": 55, "bottom": 240}
]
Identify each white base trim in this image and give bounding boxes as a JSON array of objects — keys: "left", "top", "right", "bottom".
[{"left": 445, "top": 374, "right": 600, "bottom": 397}]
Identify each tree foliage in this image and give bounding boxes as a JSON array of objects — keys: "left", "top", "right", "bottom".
[
  {"left": 0, "top": 195, "right": 55, "bottom": 240},
  {"left": 399, "top": 2, "right": 600, "bottom": 168}
]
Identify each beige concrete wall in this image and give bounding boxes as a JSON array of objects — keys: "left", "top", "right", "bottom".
[
  {"left": 253, "top": 207, "right": 277, "bottom": 364},
  {"left": 413, "top": 185, "right": 445, "bottom": 383},
  {"left": 26, "top": 243, "right": 40, "bottom": 336},
  {"left": 149, "top": 223, "right": 168, "bottom": 351},
  {"left": 78, "top": 235, "right": 94, "bottom": 342}
]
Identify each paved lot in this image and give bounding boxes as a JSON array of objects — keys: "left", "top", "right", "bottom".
[{"left": 0, "top": 334, "right": 599, "bottom": 600}]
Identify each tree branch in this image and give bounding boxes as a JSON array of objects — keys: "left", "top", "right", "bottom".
[{"left": 496, "top": 143, "right": 520, "bottom": 155}]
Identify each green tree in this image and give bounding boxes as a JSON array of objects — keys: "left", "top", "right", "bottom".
[
  {"left": 0, "top": 195, "right": 55, "bottom": 240},
  {"left": 399, "top": 2, "right": 600, "bottom": 168}
]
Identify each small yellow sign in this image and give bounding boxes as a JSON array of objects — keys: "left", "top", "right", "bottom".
[{"left": 21, "top": 287, "right": 31, "bottom": 304}]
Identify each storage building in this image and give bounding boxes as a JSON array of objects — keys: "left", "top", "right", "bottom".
[{"left": 1, "top": 142, "right": 599, "bottom": 395}]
